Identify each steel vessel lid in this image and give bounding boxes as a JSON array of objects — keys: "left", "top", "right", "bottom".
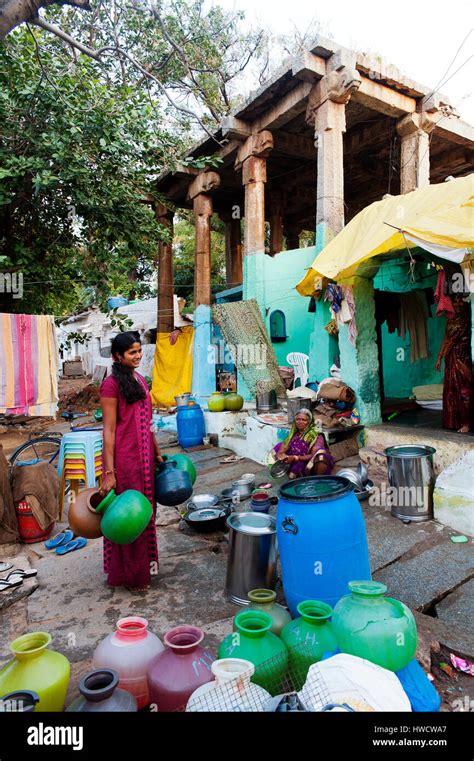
[
  {"left": 226, "top": 511, "right": 276, "bottom": 535},
  {"left": 384, "top": 445, "right": 436, "bottom": 458},
  {"left": 279, "top": 476, "right": 354, "bottom": 502}
]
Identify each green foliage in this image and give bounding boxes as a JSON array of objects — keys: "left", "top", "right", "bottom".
[
  {"left": 0, "top": 0, "right": 267, "bottom": 316},
  {"left": 109, "top": 309, "right": 134, "bottom": 331},
  {"left": 59, "top": 329, "right": 91, "bottom": 353}
]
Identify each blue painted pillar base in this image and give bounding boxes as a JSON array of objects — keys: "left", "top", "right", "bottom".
[
  {"left": 338, "top": 277, "right": 382, "bottom": 425},
  {"left": 191, "top": 304, "right": 215, "bottom": 406}
]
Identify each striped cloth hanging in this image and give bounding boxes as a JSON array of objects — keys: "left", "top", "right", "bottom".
[{"left": 0, "top": 313, "right": 59, "bottom": 417}]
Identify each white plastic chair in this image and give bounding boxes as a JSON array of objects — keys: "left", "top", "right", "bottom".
[{"left": 286, "top": 352, "right": 309, "bottom": 389}]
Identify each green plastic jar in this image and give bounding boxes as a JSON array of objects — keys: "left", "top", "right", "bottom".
[
  {"left": 96, "top": 490, "right": 153, "bottom": 545},
  {"left": 224, "top": 392, "right": 244, "bottom": 412},
  {"left": 247, "top": 590, "right": 291, "bottom": 636},
  {"left": 0, "top": 632, "right": 70, "bottom": 712},
  {"left": 280, "top": 600, "right": 338, "bottom": 690},
  {"left": 207, "top": 392, "right": 225, "bottom": 412},
  {"left": 332, "top": 581, "right": 417, "bottom": 672},
  {"left": 218, "top": 611, "right": 288, "bottom": 696}
]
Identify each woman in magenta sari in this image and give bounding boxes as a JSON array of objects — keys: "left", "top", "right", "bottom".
[
  {"left": 100, "top": 333, "right": 162, "bottom": 591},
  {"left": 272, "top": 409, "right": 334, "bottom": 479},
  {"left": 436, "top": 296, "right": 473, "bottom": 433}
]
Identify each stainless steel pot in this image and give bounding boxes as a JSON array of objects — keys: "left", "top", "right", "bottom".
[
  {"left": 175, "top": 393, "right": 192, "bottom": 407},
  {"left": 225, "top": 512, "right": 277, "bottom": 605},
  {"left": 256, "top": 389, "right": 277, "bottom": 413},
  {"left": 385, "top": 445, "right": 436, "bottom": 522},
  {"left": 232, "top": 474, "right": 255, "bottom": 498}
]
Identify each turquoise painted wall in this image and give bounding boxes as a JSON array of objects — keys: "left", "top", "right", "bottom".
[
  {"left": 373, "top": 258, "right": 445, "bottom": 398},
  {"left": 243, "top": 247, "right": 319, "bottom": 382}
]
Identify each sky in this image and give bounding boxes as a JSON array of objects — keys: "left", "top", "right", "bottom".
[{"left": 210, "top": 0, "right": 474, "bottom": 124}]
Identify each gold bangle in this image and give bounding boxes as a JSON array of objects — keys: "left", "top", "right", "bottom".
[{"left": 105, "top": 469, "right": 116, "bottom": 475}]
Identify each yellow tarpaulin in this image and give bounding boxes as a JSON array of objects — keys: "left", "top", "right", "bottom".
[
  {"left": 297, "top": 174, "right": 474, "bottom": 295},
  {"left": 151, "top": 326, "right": 194, "bottom": 408}
]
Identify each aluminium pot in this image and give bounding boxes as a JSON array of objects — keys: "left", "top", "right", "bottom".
[
  {"left": 225, "top": 512, "right": 277, "bottom": 606},
  {"left": 384, "top": 445, "right": 436, "bottom": 522},
  {"left": 175, "top": 393, "right": 192, "bottom": 407},
  {"left": 232, "top": 474, "right": 255, "bottom": 499}
]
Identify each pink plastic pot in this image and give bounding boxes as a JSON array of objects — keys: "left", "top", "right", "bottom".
[
  {"left": 147, "top": 625, "right": 215, "bottom": 711},
  {"left": 92, "top": 617, "right": 164, "bottom": 709}
]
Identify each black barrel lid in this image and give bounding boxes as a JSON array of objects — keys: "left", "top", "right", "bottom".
[{"left": 279, "top": 476, "right": 354, "bottom": 503}]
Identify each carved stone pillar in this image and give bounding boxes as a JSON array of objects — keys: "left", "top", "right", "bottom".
[
  {"left": 396, "top": 112, "right": 437, "bottom": 193},
  {"left": 187, "top": 172, "right": 220, "bottom": 307},
  {"left": 220, "top": 212, "right": 242, "bottom": 287},
  {"left": 235, "top": 131, "right": 274, "bottom": 256},
  {"left": 155, "top": 202, "right": 174, "bottom": 334},
  {"left": 306, "top": 63, "right": 361, "bottom": 251}
]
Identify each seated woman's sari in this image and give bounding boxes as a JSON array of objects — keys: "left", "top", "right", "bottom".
[{"left": 273, "top": 423, "right": 335, "bottom": 478}]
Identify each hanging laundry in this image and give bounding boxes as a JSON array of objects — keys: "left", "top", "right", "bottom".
[
  {"left": 434, "top": 270, "right": 454, "bottom": 319},
  {"left": 0, "top": 314, "right": 59, "bottom": 416},
  {"left": 375, "top": 291, "right": 400, "bottom": 334},
  {"left": 340, "top": 286, "right": 358, "bottom": 345},
  {"left": 398, "top": 291, "right": 429, "bottom": 363},
  {"left": 324, "top": 284, "right": 344, "bottom": 313}
]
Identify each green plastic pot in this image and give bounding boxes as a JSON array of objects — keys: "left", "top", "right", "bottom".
[
  {"left": 223, "top": 392, "right": 244, "bottom": 412},
  {"left": 218, "top": 611, "right": 288, "bottom": 696},
  {"left": 0, "top": 632, "right": 70, "bottom": 712},
  {"left": 95, "top": 490, "right": 152, "bottom": 545},
  {"left": 332, "top": 581, "right": 417, "bottom": 672},
  {"left": 247, "top": 590, "right": 291, "bottom": 636},
  {"left": 162, "top": 454, "right": 197, "bottom": 485},
  {"left": 280, "top": 600, "right": 338, "bottom": 691},
  {"left": 208, "top": 392, "right": 225, "bottom": 412}
]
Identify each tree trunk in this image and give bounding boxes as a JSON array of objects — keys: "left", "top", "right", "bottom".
[{"left": 0, "top": 0, "right": 91, "bottom": 39}]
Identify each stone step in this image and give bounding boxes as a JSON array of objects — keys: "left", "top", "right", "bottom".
[{"left": 435, "top": 578, "right": 474, "bottom": 632}]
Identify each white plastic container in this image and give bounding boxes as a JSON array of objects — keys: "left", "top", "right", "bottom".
[{"left": 186, "top": 658, "right": 271, "bottom": 712}]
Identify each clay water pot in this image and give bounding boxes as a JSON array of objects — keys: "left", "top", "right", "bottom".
[{"left": 68, "top": 488, "right": 103, "bottom": 539}]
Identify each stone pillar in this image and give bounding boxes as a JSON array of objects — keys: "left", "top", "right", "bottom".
[
  {"left": 187, "top": 172, "right": 221, "bottom": 404},
  {"left": 396, "top": 112, "right": 437, "bottom": 193},
  {"left": 338, "top": 277, "right": 382, "bottom": 425},
  {"left": 155, "top": 203, "right": 174, "bottom": 334},
  {"left": 305, "top": 62, "right": 361, "bottom": 388},
  {"left": 220, "top": 212, "right": 242, "bottom": 287},
  {"left": 306, "top": 64, "right": 361, "bottom": 250},
  {"left": 235, "top": 131, "right": 273, "bottom": 305}
]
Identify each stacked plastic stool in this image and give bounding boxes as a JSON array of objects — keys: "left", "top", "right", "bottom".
[{"left": 58, "top": 431, "right": 103, "bottom": 517}]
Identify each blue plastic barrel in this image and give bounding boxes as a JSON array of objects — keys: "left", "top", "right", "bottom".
[
  {"left": 176, "top": 403, "right": 205, "bottom": 448},
  {"left": 277, "top": 476, "right": 371, "bottom": 615}
]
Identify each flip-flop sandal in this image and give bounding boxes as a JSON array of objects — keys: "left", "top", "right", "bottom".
[
  {"left": 2, "top": 569, "right": 38, "bottom": 583},
  {"left": 44, "top": 530, "right": 74, "bottom": 550},
  {"left": 55, "top": 537, "right": 88, "bottom": 556},
  {"left": 220, "top": 455, "right": 244, "bottom": 464},
  {"left": 0, "top": 578, "right": 23, "bottom": 592}
]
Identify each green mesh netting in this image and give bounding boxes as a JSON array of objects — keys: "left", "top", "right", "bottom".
[{"left": 212, "top": 299, "right": 285, "bottom": 397}]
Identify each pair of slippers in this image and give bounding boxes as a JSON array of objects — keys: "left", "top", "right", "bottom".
[
  {"left": 44, "top": 530, "right": 87, "bottom": 555},
  {"left": 0, "top": 568, "right": 38, "bottom": 592}
]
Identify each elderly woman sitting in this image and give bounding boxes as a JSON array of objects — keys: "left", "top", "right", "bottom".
[{"left": 272, "top": 408, "right": 335, "bottom": 480}]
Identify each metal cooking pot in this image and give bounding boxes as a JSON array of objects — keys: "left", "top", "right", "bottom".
[
  {"left": 175, "top": 393, "right": 192, "bottom": 407},
  {"left": 184, "top": 505, "right": 231, "bottom": 532},
  {"left": 225, "top": 512, "right": 277, "bottom": 605},
  {"left": 232, "top": 474, "right": 256, "bottom": 498},
  {"left": 256, "top": 389, "right": 277, "bottom": 413},
  {"left": 186, "top": 493, "right": 219, "bottom": 510}
]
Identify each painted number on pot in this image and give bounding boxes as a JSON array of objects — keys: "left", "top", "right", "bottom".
[
  {"left": 314, "top": 561, "right": 323, "bottom": 575},
  {"left": 192, "top": 653, "right": 214, "bottom": 676}
]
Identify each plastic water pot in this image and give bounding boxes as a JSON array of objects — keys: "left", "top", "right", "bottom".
[
  {"left": 218, "top": 611, "right": 288, "bottom": 696},
  {"left": 186, "top": 659, "right": 270, "bottom": 712},
  {"left": 147, "top": 626, "right": 214, "bottom": 711},
  {"left": 176, "top": 403, "right": 205, "bottom": 448},
  {"left": 154, "top": 461, "right": 193, "bottom": 506},
  {"left": 277, "top": 476, "right": 371, "bottom": 615},
  {"left": 92, "top": 617, "right": 164, "bottom": 709},
  {"left": 0, "top": 632, "right": 70, "bottom": 712},
  {"left": 162, "top": 454, "right": 197, "bottom": 485},
  {"left": 66, "top": 669, "right": 137, "bottom": 712},
  {"left": 280, "top": 600, "right": 338, "bottom": 690},
  {"left": 247, "top": 589, "right": 291, "bottom": 636},
  {"left": 95, "top": 489, "right": 153, "bottom": 544},
  {"left": 332, "top": 581, "right": 417, "bottom": 672}
]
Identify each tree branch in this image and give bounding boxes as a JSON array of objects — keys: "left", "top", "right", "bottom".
[
  {"left": 0, "top": 0, "right": 91, "bottom": 39},
  {"left": 32, "top": 15, "right": 101, "bottom": 58}
]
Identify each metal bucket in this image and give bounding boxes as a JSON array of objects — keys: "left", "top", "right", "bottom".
[
  {"left": 287, "top": 397, "right": 309, "bottom": 425},
  {"left": 225, "top": 512, "right": 277, "bottom": 605},
  {"left": 175, "top": 393, "right": 191, "bottom": 407},
  {"left": 384, "top": 445, "right": 436, "bottom": 522}
]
